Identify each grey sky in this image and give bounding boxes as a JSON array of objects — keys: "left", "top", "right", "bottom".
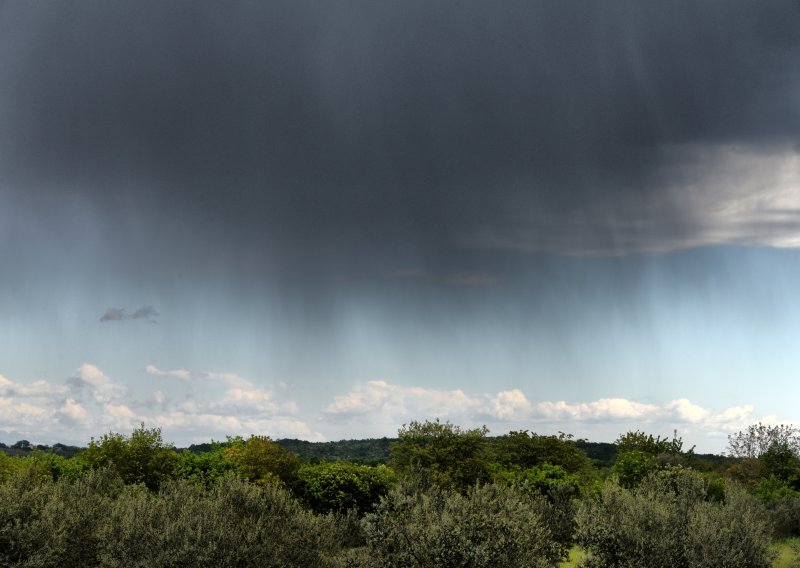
[{"left": 1, "top": 1, "right": 799, "bottom": 450}]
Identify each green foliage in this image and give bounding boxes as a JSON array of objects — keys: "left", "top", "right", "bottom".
[
  {"left": 493, "top": 462, "right": 580, "bottom": 495},
  {"left": 0, "top": 467, "right": 345, "bottom": 567},
  {"left": 756, "top": 475, "right": 800, "bottom": 501},
  {"left": 728, "top": 457, "right": 765, "bottom": 488},
  {"left": 494, "top": 430, "right": 589, "bottom": 473},
  {"left": 362, "top": 481, "right": 562, "bottom": 567},
  {"left": 766, "top": 496, "right": 800, "bottom": 539},
  {"left": 685, "top": 487, "right": 774, "bottom": 567},
  {"left": 80, "top": 425, "right": 179, "bottom": 491},
  {"left": 575, "top": 440, "right": 618, "bottom": 467},
  {"left": 762, "top": 441, "right": 800, "bottom": 486},
  {"left": 492, "top": 462, "right": 581, "bottom": 552},
  {"left": 615, "top": 430, "right": 687, "bottom": 456},
  {"left": 0, "top": 422, "right": 793, "bottom": 566},
  {"left": 390, "top": 419, "right": 492, "bottom": 491},
  {"left": 0, "top": 451, "right": 18, "bottom": 482},
  {"left": 223, "top": 435, "right": 301, "bottom": 487},
  {"left": 706, "top": 474, "right": 727, "bottom": 503},
  {"left": 612, "top": 449, "right": 657, "bottom": 489},
  {"left": 176, "top": 444, "right": 238, "bottom": 486},
  {"left": 0, "top": 467, "right": 123, "bottom": 566},
  {"left": 728, "top": 423, "right": 800, "bottom": 460},
  {"left": 576, "top": 467, "right": 774, "bottom": 568},
  {"left": 276, "top": 438, "right": 395, "bottom": 464},
  {"left": 27, "top": 450, "right": 88, "bottom": 481},
  {"left": 612, "top": 430, "right": 694, "bottom": 489},
  {"left": 97, "top": 474, "right": 341, "bottom": 567},
  {"left": 297, "top": 461, "right": 396, "bottom": 514}
]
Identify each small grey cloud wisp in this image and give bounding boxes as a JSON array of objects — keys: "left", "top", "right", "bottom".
[{"left": 100, "top": 306, "right": 158, "bottom": 323}]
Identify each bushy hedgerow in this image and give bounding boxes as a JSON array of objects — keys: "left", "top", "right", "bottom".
[
  {"left": 97, "top": 474, "right": 341, "bottom": 567},
  {"left": 0, "top": 467, "right": 348, "bottom": 568},
  {"left": 361, "top": 481, "right": 562, "bottom": 568},
  {"left": 576, "top": 467, "right": 774, "bottom": 568}
]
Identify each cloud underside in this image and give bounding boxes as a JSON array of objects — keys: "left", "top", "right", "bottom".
[
  {"left": 0, "top": 368, "right": 786, "bottom": 450},
  {"left": 2, "top": 3, "right": 799, "bottom": 266}
]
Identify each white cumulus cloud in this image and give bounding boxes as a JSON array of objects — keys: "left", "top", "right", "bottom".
[{"left": 145, "top": 365, "right": 191, "bottom": 381}]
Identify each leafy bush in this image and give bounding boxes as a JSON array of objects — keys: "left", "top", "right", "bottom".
[
  {"left": 362, "top": 481, "right": 562, "bottom": 567},
  {"left": 0, "top": 451, "right": 18, "bottom": 482},
  {"left": 493, "top": 462, "right": 581, "bottom": 493},
  {"left": 297, "top": 461, "right": 396, "bottom": 514},
  {"left": 492, "top": 462, "right": 580, "bottom": 552},
  {"left": 97, "top": 474, "right": 341, "bottom": 567},
  {"left": 390, "top": 420, "right": 493, "bottom": 492},
  {"left": 494, "top": 431, "right": 589, "bottom": 473},
  {"left": 0, "top": 467, "right": 122, "bottom": 566},
  {"left": 223, "top": 435, "right": 302, "bottom": 488},
  {"left": 576, "top": 467, "right": 774, "bottom": 568},
  {"left": 764, "top": 494, "right": 800, "bottom": 539},
  {"left": 80, "top": 425, "right": 179, "bottom": 491},
  {"left": 176, "top": 444, "right": 238, "bottom": 486},
  {"left": 685, "top": 487, "right": 774, "bottom": 567}
]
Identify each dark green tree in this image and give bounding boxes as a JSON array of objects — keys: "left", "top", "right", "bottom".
[
  {"left": 494, "top": 430, "right": 588, "bottom": 473},
  {"left": 223, "top": 435, "right": 301, "bottom": 488},
  {"left": 79, "top": 424, "right": 179, "bottom": 491},
  {"left": 612, "top": 430, "right": 693, "bottom": 488},
  {"left": 297, "top": 461, "right": 396, "bottom": 514},
  {"left": 761, "top": 440, "right": 800, "bottom": 485},
  {"left": 390, "top": 420, "right": 492, "bottom": 491}
]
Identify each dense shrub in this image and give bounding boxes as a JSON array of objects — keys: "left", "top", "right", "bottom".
[
  {"left": 494, "top": 431, "right": 589, "bottom": 473},
  {"left": 0, "top": 467, "right": 122, "bottom": 566},
  {"left": 390, "top": 420, "right": 493, "bottom": 492},
  {"left": 0, "top": 467, "right": 347, "bottom": 568},
  {"left": 297, "top": 461, "right": 396, "bottom": 514},
  {"left": 362, "top": 481, "right": 562, "bottom": 567},
  {"left": 224, "top": 435, "right": 302, "bottom": 488},
  {"left": 97, "top": 474, "right": 341, "bottom": 567},
  {"left": 685, "top": 487, "right": 773, "bottom": 567},
  {"left": 80, "top": 425, "right": 179, "bottom": 491},
  {"left": 493, "top": 463, "right": 580, "bottom": 552},
  {"left": 576, "top": 467, "right": 773, "bottom": 568},
  {"left": 0, "top": 452, "right": 17, "bottom": 482},
  {"left": 176, "top": 445, "right": 239, "bottom": 487},
  {"left": 764, "top": 494, "right": 800, "bottom": 539}
]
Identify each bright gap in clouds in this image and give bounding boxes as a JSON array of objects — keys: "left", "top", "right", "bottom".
[{"left": 471, "top": 143, "right": 800, "bottom": 257}]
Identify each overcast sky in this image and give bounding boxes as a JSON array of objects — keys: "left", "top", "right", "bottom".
[{"left": 1, "top": 1, "right": 799, "bottom": 451}]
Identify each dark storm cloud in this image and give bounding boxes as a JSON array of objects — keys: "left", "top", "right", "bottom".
[
  {"left": 100, "top": 306, "right": 158, "bottom": 322},
  {"left": 99, "top": 308, "right": 125, "bottom": 322},
  {"left": 1, "top": 1, "right": 799, "bottom": 267},
  {"left": 130, "top": 305, "right": 159, "bottom": 320}
]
